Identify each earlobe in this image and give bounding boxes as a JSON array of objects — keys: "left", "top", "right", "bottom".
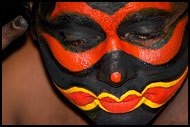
[
  {"left": 28, "top": 2, "right": 34, "bottom": 11},
  {"left": 21, "top": 2, "right": 34, "bottom": 17},
  {"left": 22, "top": 2, "right": 39, "bottom": 41},
  {"left": 22, "top": 2, "right": 33, "bottom": 11}
]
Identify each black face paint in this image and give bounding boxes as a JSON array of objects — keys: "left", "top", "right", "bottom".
[
  {"left": 86, "top": 2, "right": 129, "bottom": 15},
  {"left": 36, "top": 25, "right": 187, "bottom": 124},
  {"left": 38, "top": 13, "right": 106, "bottom": 53},
  {"left": 31, "top": 2, "right": 188, "bottom": 125},
  {"left": 117, "top": 8, "right": 188, "bottom": 49}
]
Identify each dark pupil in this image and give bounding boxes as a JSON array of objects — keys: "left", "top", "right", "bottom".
[{"left": 70, "top": 40, "right": 86, "bottom": 46}]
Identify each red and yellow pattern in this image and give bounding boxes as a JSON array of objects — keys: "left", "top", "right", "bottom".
[{"left": 54, "top": 66, "right": 188, "bottom": 113}]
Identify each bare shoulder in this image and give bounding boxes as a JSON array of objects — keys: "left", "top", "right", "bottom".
[{"left": 2, "top": 33, "right": 89, "bottom": 125}]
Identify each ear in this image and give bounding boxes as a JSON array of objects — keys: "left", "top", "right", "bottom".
[
  {"left": 21, "top": 2, "right": 34, "bottom": 19},
  {"left": 28, "top": 2, "right": 34, "bottom": 11},
  {"left": 21, "top": 2, "right": 39, "bottom": 40}
]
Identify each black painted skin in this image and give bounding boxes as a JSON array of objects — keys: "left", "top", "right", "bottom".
[{"left": 28, "top": 2, "right": 188, "bottom": 125}]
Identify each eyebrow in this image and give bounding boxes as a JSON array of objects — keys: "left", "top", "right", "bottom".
[
  {"left": 50, "top": 13, "right": 103, "bottom": 31},
  {"left": 123, "top": 8, "right": 170, "bottom": 24},
  {"left": 48, "top": 8, "right": 170, "bottom": 33},
  {"left": 118, "top": 9, "right": 169, "bottom": 35}
]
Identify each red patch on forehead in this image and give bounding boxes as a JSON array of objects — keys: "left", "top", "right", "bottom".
[
  {"left": 51, "top": 2, "right": 171, "bottom": 20},
  {"left": 51, "top": 2, "right": 171, "bottom": 34}
]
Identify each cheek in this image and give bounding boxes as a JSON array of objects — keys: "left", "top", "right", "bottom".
[
  {"left": 136, "top": 15, "right": 188, "bottom": 65},
  {"left": 40, "top": 33, "right": 107, "bottom": 72},
  {"left": 120, "top": 15, "right": 188, "bottom": 65}
]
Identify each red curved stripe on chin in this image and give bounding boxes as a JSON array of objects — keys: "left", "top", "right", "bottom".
[
  {"left": 61, "top": 91, "right": 95, "bottom": 106},
  {"left": 143, "top": 73, "right": 186, "bottom": 104}
]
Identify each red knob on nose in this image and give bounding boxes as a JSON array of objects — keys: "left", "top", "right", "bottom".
[{"left": 110, "top": 72, "right": 121, "bottom": 83}]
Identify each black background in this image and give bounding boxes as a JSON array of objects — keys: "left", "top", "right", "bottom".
[{"left": 1, "top": 2, "right": 24, "bottom": 26}]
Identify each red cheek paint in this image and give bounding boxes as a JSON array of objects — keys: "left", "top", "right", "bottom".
[
  {"left": 120, "top": 15, "right": 188, "bottom": 64},
  {"left": 40, "top": 15, "right": 187, "bottom": 71},
  {"left": 40, "top": 33, "right": 108, "bottom": 71},
  {"left": 40, "top": 2, "right": 187, "bottom": 72}
]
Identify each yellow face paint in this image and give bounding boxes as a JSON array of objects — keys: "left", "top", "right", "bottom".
[{"left": 54, "top": 66, "right": 188, "bottom": 113}]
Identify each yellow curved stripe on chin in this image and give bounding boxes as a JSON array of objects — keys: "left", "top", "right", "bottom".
[{"left": 54, "top": 66, "right": 188, "bottom": 113}]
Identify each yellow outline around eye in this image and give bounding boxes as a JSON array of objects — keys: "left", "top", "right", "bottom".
[{"left": 54, "top": 66, "right": 188, "bottom": 113}]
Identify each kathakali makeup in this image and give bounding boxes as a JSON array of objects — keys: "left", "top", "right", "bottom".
[{"left": 31, "top": 2, "right": 188, "bottom": 125}]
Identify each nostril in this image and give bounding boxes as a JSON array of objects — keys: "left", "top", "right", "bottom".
[
  {"left": 97, "top": 51, "right": 136, "bottom": 88},
  {"left": 110, "top": 72, "right": 121, "bottom": 83}
]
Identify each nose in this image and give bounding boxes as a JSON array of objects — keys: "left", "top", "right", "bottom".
[
  {"left": 97, "top": 51, "right": 136, "bottom": 88},
  {"left": 111, "top": 72, "right": 122, "bottom": 83}
]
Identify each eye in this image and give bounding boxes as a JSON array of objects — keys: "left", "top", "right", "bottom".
[
  {"left": 62, "top": 33, "right": 104, "bottom": 53},
  {"left": 116, "top": 8, "right": 171, "bottom": 48},
  {"left": 121, "top": 30, "right": 165, "bottom": 47},
  {"left": 68, "top": 35, "right": 102, "bottom": 47},
  {"left": 70, "top": 39, "right": 87, "bottom": 47},
  {"left": 117, "top": 19, "right": 168, "bottom": 48}
]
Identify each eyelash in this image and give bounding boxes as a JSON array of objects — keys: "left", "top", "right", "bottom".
[
  {"left": 60, "top": 34, "right": 104, "bottom": 52},
  {"left": 123, "top": 31, "right": 164, "bottom": 42},
  {"left": 70, "top": 39, "right": 88, "bottom": 47},
  {"left": 65, "top": 35, "right": 102, "bottom": 47},
  {"left": 67, "top": 31, "right": 164, "bottom": 49}
]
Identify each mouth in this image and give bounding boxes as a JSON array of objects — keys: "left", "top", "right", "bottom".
[{"left": 54, "top": 66, "right": 188, "bottom": 113}]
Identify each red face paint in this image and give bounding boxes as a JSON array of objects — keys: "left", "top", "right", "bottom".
[
  {"left": 110, "top": 72, "right": 121, "bottom": 83},
  {"left": 40, "top": 2, "right": 187, "bottom": 72}
]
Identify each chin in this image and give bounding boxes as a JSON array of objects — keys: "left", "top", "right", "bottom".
[{"left": 84, "top": 104, "right": 160, "bottom": 125}]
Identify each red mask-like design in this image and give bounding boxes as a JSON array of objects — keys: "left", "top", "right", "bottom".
[
  {"left": 35, "top": 2, "right": 188, "bottom": 125},
  {"left": 41, "top": 2, "right": 187, "bottom": 72}
]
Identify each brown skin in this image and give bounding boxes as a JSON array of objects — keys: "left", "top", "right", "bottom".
[
  {"left": 152, "top": 78, "right": 188, "bottom": 125},
  {"left": 2, "top": 2, "right": 188, "bottom": 125},
  {"left": 2, "top": 32, "right": 188, "bottom": 125},
  {"left": 2, "top": 16, "right": 28, "bottom": 50},
  {"left": 2, "top": 32, "right": 89, "bottom": 125}
]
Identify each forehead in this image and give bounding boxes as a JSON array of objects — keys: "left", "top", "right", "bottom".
[
  {"left": 38, "top": 2, "right": 187, "bottom": 21},
  {"left": 85, "top": 2, "right": 129, "bottom": 15},
  {"left": 50, "top": 2, "right": 172, "bottom": 19},
  {"left": 47, "top": 2, "right": 172, "bottom": 32}
]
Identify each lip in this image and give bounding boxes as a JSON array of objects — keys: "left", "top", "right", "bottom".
[
  {"left": 99, "top": 95, "right": 143, "bottom": 113},
  {"left": 54, "top": 66, "right": 188, "bottom": 113}
]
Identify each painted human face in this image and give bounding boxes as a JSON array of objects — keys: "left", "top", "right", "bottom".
[{"left": 32, "top": 2, "right": 188, "bottom": 125}]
